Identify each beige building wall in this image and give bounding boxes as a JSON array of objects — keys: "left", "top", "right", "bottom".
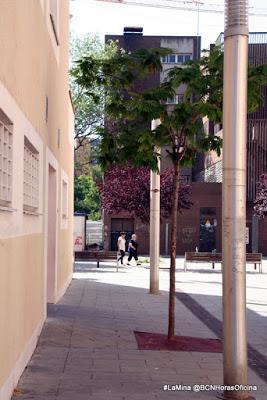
[{"left": 0, "top": 1, "right": 74, "bottom": 399}]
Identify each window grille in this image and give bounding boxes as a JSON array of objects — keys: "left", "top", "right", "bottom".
[
  {"left": 23, "top": 138, "right": 39, "bottom": 211},
  {"left": 0, "top": 111, "right": 13, "bottom": 205}
]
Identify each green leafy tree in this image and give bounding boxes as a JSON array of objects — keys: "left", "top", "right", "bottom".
[
  {"left": 73, "top": 46, "right": 266, "bottom": 340},
  {"left": 70, "top": 34, "right": 117, "bottom": 212},
  {"left": 74, "top": 175, "right": 101, "bottom": 221},
  {"left": 70, "top": 34, "right": 117, "bottom": 154}
]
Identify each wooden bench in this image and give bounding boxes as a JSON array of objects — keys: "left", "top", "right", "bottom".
[
  {"left": 75, "top": 250, "right": 119, "bottom": 271},
  {"left": 184, "top": 252, "right": 263, "bottom": 273}
]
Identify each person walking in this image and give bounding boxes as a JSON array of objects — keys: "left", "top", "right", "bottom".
[
  {"left": 117, "top": 232, "right": 126, "bottom": 266},
  {"left": 127, "top": 234, "right": 141, "bottom": 266}
]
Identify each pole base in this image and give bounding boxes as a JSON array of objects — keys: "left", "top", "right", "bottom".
[
  {"left": 149, "top": 290, "right": 160, "bottom": 295},
  {"left": 216, "top": 392, "right": 256, "bottom": 400}
]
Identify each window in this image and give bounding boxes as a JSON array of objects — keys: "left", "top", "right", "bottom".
[
  {"left": 214, "top": 123, "right": 223, "bottom": 134},
  {"left": 161, "top": 54, "right": 177, "bottom": 63},
  {"left": 50, "top": 0, "right": 59, "bottom": 45},
  {"left": 23, "top": 137, "right": 39, "bottom": 211},
  {"left": 161, "top": 54, "right": 192, "bottom": 64},
  {"left": 0, "top": 109, "right": 13, "bottom": 206},
  {"left": 62, "top": 180, "right": 68, "bottom": 219},
  {"left": 180, "top": 175, "right": 191, "bottom": 183},
  {"left": 161, "top": 55, "right": 167, "bottom": 63},
  {"left": 166, "top": 94, "right": 184, "bottom": 104},
  {"left": 177, "top": 54, "right": 192, "bottom": 64}
]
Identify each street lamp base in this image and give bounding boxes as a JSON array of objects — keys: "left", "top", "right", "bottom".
[{"left": 149, "top": 290, "right": 160, "bottom": 295}]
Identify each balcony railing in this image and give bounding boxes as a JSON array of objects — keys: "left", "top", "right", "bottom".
[
  {"left": 216, "top": 32, "right": 267, "bottom": 46},
  {"left": 194, "top": 160, "right": 223, "bottom": 183}
]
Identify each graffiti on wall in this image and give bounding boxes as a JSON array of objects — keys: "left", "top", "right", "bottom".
[{"left": 181, "top": 226, "right": 197, "bottom": 244}]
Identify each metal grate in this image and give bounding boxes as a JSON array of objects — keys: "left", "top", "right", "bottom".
[
  {"left": 247, "top": 120, "right": 267, "bottom": 201},
  {"left": 225, "top": 0, "right": 248, "bottom": 29},
  {"left": 23, "top": 139, "right": 39, "bottom": 210},
  {"left": 194, "top": 160, "right": 223, "bottom": 183},
  {"left": 0, "top": 119, "right": 13, "bottom": 204}
]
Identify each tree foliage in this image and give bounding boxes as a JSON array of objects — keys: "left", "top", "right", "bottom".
[
  {"left": 98, "top": 164, "right": 192, "bottom": 224},
  {"left": 73, "top": 44, "right": 266, "bottom": 339},
  {"left": 254, "top": 173, "right": 267, "bottom": 218},
  {"left": 73, "top": 46, "right": 266, "bottom": 170},
  {"left": 70, "top": 34, "right": 117, "bottom": 152},
  {"left": 74, "top": 175, "right": 101, "bottom": 220},
  {"left": 72, "top": 47, "right": 225, "bottom": 170}
]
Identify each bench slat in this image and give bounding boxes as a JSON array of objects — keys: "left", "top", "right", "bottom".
[
  {"left": 184, "top": 252, "right": 262, "bottom": 273},
  {"left": 75, "top": 251, "right": 118, "bottom": 270}
]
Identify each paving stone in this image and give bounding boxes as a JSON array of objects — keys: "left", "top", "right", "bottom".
[
  {"left": 12, "top": 262, "right": 267, "bottom": 400},
  {"left": 91, "top": 372, "right": 152, "bottom": 382},
  {"left": 86, "top": 396, "right": 124, "bottom": 400},
  {"left": 12, "top": 396, "right": 56, "bottom": 400}
]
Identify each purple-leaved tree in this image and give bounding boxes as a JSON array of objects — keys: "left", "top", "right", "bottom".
[
  {"left": 98, "top": 165, "right": 192, "bottom": 223},
  {"left": 254, "top": 173, "right": 267, "bottom": 218}
]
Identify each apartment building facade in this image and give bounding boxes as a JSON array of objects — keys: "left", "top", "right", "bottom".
[
  {"left": 0, "top": 1, "right": 74, "bottom": 398},
  {"left": 104, "top": 29, "right": 204, "bottom": 254},
  {"left": 195, "top": 32, "right": 267, "bottom": 255},
  {"left": 103, "top": 30, "right": 267, "bottom": 256}
]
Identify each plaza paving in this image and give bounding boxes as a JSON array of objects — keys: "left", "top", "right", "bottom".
[{"left": 12, "top": 258, "right": 267, "bottom": 400}]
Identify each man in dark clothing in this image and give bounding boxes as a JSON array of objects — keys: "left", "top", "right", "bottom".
[{"left": 127, "top": 234, "right": 141, "bottom": 266}]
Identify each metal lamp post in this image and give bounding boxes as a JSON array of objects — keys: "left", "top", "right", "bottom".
[
  {"left": 149, "top": 119, "right": 161, "bottom": 294},
  {"left": 222, "top": 1, "right": 249, "bottom": 399}
]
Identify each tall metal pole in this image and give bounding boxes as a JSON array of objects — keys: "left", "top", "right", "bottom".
[
  {"left": 222, "top": 1, "right": 249, "bottom": 399},
  {"left": 149, "top": 119, "right": 161, "bottom": 295}
]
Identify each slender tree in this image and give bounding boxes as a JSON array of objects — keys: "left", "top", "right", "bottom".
[{"left": 73, "top": 46, "right": 266, "bottom": 340}]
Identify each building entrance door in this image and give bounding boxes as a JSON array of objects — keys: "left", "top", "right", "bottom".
[
  {"left": 199, "top": 208, "right": 217, "bottom": 252},
  {"left": 110, "top": 218, "right": 134, "bottom": 251}
]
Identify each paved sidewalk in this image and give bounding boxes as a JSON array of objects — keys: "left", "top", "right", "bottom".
[
  {"left": 12, "top": 261, "right": 267, "bottom": 400},
  {"left": 162, "top": 257, "right": 267, "bottom": 359}
]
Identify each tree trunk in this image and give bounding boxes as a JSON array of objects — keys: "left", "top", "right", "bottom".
[{"left": 168, "top": 161, "right": 180, "bottom": 341}]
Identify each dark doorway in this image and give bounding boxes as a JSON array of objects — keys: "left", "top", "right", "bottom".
[
  {"left": 110, "top": 218, "right": 134, "bottom": 251},
  {"left": 199, "top": 208, "right": 217, "bottom": 252}
]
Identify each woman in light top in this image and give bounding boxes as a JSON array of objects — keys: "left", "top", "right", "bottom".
[{"left": 117, "top": 232, "right": 126, "bottom": 265}]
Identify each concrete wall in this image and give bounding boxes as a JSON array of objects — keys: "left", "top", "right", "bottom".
[{"left": 0, "top": 1, "right": 73, "bottom": 398}]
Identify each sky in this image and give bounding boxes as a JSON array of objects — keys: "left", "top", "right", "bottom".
[{"left": 70, "top": 0, "right": 267, "bottom": 50}]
